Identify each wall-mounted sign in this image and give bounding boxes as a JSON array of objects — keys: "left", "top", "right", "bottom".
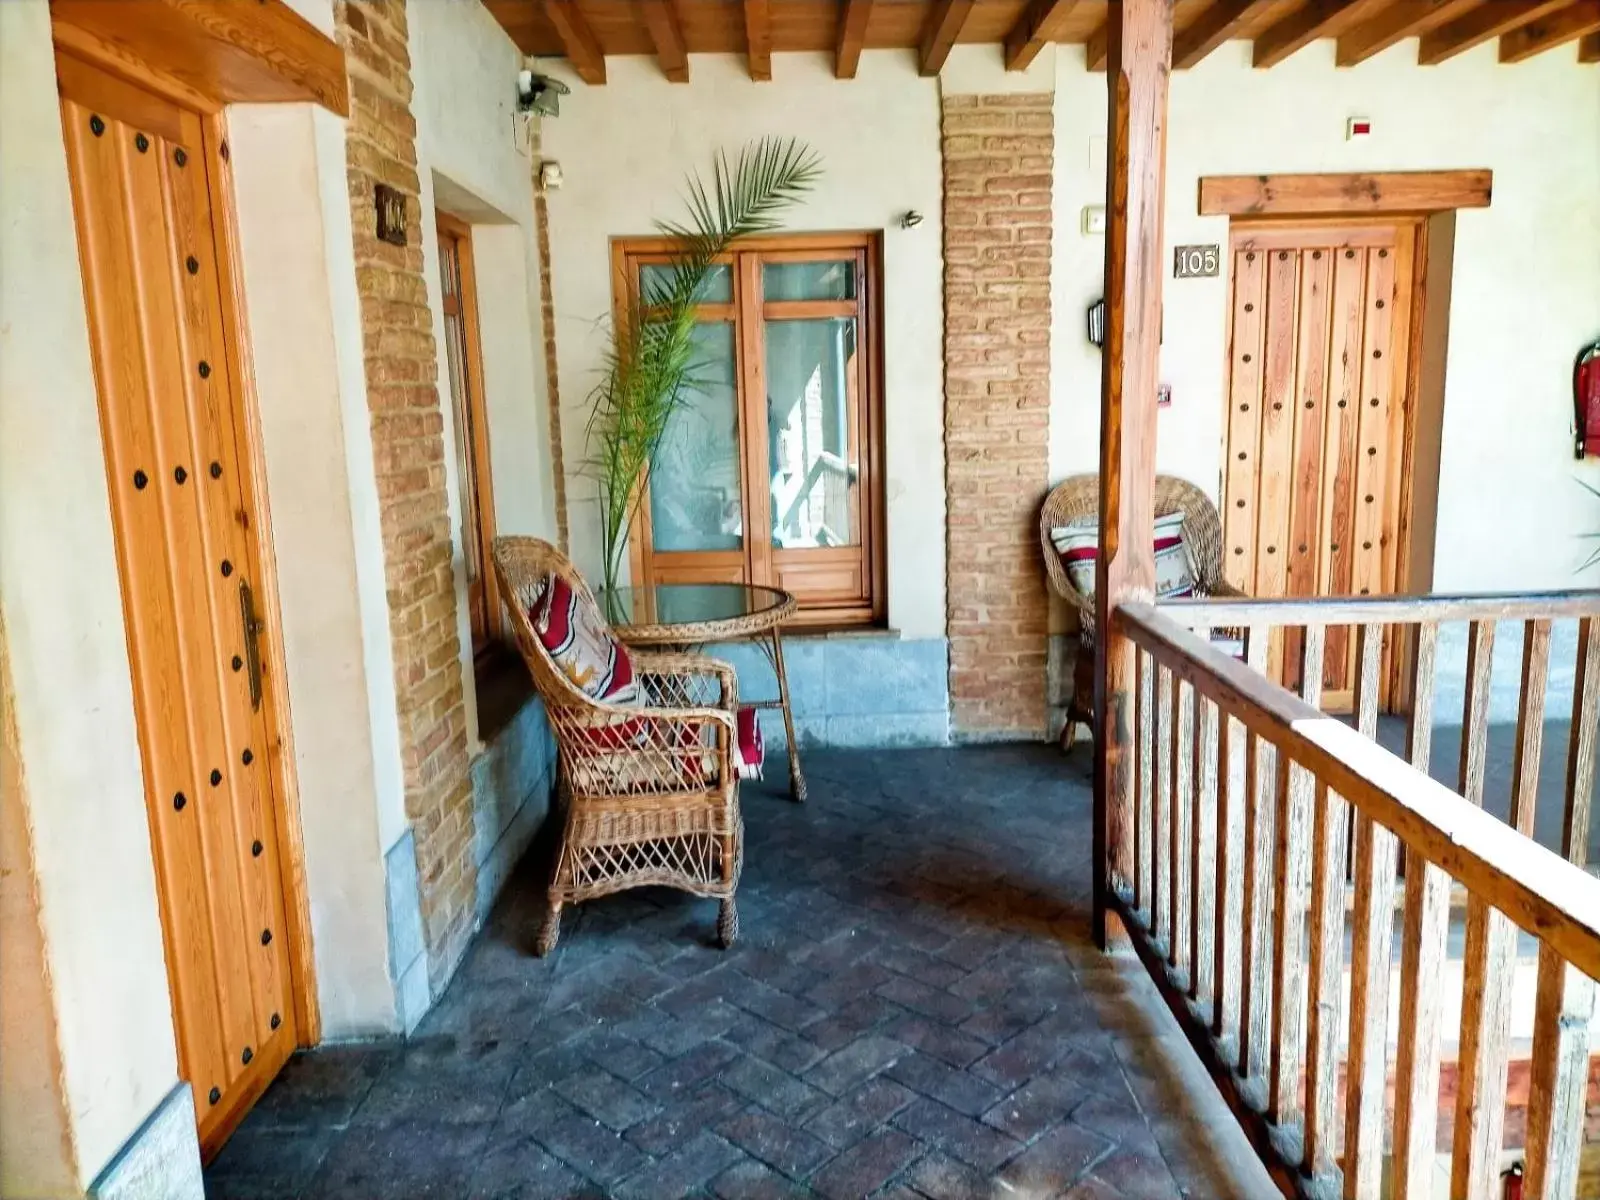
[
  {"left": 375, "top": 183, "right": 408, "bottom": 247},
  {"left": 1173, "top": 243, "right": 1220, "bottom": 279}
]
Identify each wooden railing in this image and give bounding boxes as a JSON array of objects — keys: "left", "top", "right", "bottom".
[{"left": 1104, "top": 592, "right": 1600, "bottom": 1199}]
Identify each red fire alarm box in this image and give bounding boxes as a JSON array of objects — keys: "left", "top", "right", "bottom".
[{"left": 1577, "top": 341, "right": 1600, "bottom": 459}]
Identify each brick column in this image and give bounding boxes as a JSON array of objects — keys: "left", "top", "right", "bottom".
[
  {"left": 336, "top": 0, "right": 476, "bottom": 990},
  {"left": 940, "top": 94, "right": 1053, "bottom": 740}
]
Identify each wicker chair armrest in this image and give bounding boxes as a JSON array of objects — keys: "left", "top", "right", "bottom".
[
  {"left": 630, "top": 650, "right": 738, "bottom": 712},
  {"left": 558, "top": 700, "right": 738, "bottom": 793}
]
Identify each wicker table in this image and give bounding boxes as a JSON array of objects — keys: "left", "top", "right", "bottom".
[{"left": 602, "top": 583, "right": 806, "bottom": 803}]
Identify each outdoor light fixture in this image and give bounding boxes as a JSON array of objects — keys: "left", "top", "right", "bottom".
[
  {"left": 1086, "top": 298, "right": 1105, "bottom": 348},
  {"left": 900, "top": 210, "right": 924, "bottom": 229}
]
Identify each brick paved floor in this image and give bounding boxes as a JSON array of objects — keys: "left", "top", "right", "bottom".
[{"left": 206, "top": 745, "right": 1276, "bottom": 1199}]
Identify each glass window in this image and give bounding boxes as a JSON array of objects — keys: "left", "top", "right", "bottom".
[
  {"left": 641, "top": 262, "right": 732, "bottom": 305},
  {"left": 648, "top": 322, "right": 743, "bottom": 552},
  {"left": 763, "top": 260, "right": 855, "bottom": 302},
  {"left": 764, "top": 318, "right": 858, "bottom": 549}
]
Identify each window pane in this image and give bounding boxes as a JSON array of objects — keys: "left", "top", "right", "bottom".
[
  {"left": 764, "top": 318, "right": 858, "bottom": 549},
  {"left": 763, "top": 260, "right": 855, "bottom": 302},
  {"left": 640, "top": 262, "right": 732, "bottom": 305},
  {"left": 649, "top": 322, "right": 743, "bottom": 552}
]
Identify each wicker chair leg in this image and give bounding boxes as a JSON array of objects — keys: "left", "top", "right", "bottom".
[
  {"left": 717, "top": 898, "right": 739, "bottom": 948},
  {"left": 1059, "top": 720, "right": 1078, "bottom": 752},
  {"left": 536, "top": 901, "right": 562, "bottom": 957}
]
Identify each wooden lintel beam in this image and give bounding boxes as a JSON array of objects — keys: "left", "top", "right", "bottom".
[
  {"left": 918, "top": 0, "right": 975, "bottom": 76},
  {"left": 743, "top": 0, "right": 772, "bottom": 80},
  {"left": 1334, "top": 0, "right": 1480, "bottom": 66},
  {"left": 1094, "top": 0, "right": 1173, "bottom": 947},
  {"left": 1172, "top": 0, "right": 1273, "bottom": 69},
  {"left": 1198, "top": 170, "right": 1493, "bottom": 216},
  {"left": 1085, "top": 20, "right": 1109, "bottom": 70},
  {"left": 835, "top": 0, "right": 873, "bottom": 78},
  {"left": 1251, "top": 0, "right": 1379, "bottom": 68},
  {"left": 542, "top": 0, "right": 605, "bottom": 84},
  {"left": 639, "top": 0, "right": 689, "bottom": 82},
  {"left": 1500, "top": 0, "right": 1600, "bottom": 62},
  {"left": 1418, "top": 0, "right": 1570, "bottom": 64},
  {"left": 1582, "top": 29, "right": 1600, "bottom": 58},
  {"left": 1004, "top": 0, "right": 1079, "bottom": 71}
]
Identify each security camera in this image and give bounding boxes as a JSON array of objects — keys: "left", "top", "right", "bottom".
[{"left": 516, "top": 69, "right": 570, "bottom": 117}]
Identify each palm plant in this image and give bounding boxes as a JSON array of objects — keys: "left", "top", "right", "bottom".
[{"left": 586, "top": 137, "right": 822, "bottom": 596}]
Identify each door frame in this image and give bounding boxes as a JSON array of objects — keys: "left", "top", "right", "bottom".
[
  {"left": 1203, "top": 170, "right": 1488, "bottom": 707},
  {"left": 53, "top": 42, "right": 322, "bottom": 1065}
]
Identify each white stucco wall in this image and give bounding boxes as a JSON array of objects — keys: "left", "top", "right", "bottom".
[
  {"left": 227, "top": 103, "right": 409, "bottom": 1036},
  {"left": 0, "top": 0, "right": 184, "bottom": 1186},
  {"left": 1050, "top": 39, "right": 1600, "bottom": 598},
  {"left": 539, "top": 52, "right": 948, "bottom": 639},
  {"left": 410, "top": 0, "right": 560, "bottom": 746}
]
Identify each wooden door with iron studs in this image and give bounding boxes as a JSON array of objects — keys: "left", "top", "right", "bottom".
[
  {"left": 58, "top": 55, "right": 299, "bottom": 1154},
  {"left": 1220, "top": 219, "right": 1418, "bottom": 711}
]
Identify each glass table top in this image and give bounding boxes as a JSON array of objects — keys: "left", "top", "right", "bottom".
[{"left": 598, "top": 583, "right": 793, "bottom": 632}]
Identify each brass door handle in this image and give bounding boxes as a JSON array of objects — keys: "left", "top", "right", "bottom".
[{"left": 239, "top": 580, "right": 263, "bottom": 712}]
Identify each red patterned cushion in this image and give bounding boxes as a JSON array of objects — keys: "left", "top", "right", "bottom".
[
  {"left": 530, "top": 574, "right": 639, "bottom": 705},
  {"left": 733, "top": 707, "right": 764, "bottom": 781},
  {"left": 1049, "top": 511, "right": 1196, "bottom": 601}
]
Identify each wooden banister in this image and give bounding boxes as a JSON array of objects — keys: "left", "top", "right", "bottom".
[
  {"left": 1114, "top": 602, "right": 1600, "bottom": 982},
  {"left": 1159, "top": 589, "right": 1600, "bottom": 628}
]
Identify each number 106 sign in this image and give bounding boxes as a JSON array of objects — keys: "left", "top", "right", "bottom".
[{"left": 1173, "top": 244, "right": 1220, "bottom": 278}]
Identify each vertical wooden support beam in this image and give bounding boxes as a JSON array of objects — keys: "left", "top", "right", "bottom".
[
  {"left": 1094, "top": 0, "right": 1172, "bottom": 949},
  {"left": 918, "top": 0, "right": 975, "bottom": 75},
  {"left": 542, "top": 0, "right": 607, "bottom": 84},
  {"left": 640, "top": 0, "right": 690, "bottom": 82},
  {"left": 743, "top": 0, "right": 772, "bottom": 80},
  {"left": 835, "top": 0, "right": 873, "bottom": 78}
]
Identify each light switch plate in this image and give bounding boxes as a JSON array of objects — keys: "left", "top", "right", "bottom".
[{"left": 1082, "top": 205, "right": 1107, "bottom": 235}]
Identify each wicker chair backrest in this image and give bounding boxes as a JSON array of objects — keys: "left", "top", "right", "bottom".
[{"left": 491, "top": 536, "right": 618, "bottom": 715}]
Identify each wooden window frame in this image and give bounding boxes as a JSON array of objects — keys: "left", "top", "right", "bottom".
[
  {"left": 612, "top": 231, "right": 887, "bottom": 629},
  {"left": 436, "top": 211, "right": 500, "bottom": 659}
]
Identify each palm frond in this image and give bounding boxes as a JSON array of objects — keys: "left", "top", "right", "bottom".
[{"left": 584, "top": 138, "right": 821, "bottom": 589}]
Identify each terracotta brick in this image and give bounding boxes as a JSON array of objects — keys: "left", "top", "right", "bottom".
[
  {"left": 336, "top": 0, "right": 475, "bottom": 996},
  {"left": 940, "top": 95, "right": 1051, "bottom": 740}
]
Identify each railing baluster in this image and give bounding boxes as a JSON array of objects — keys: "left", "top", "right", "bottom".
[
  {"left": 1342, "top": 623, "right": 1394, "bottom": 1198},
  {"left": 1238, "top": 628, "right": 1274, "bottom": 1085},
  {"left": 1212, "top": 702, "right": 1243, "bottom": 1046},
  {"left": 1191, "top": 687, "right": 1218, "bottom": 1005},
  {"left": 1524, "top": 617, "right": 1599, "bottom": 1200},
  {"left": 1454, "top": 620, "right": 1550, "bottom": 1199},
  {"left": 1154, "top": 662, "right": 1172, "bottom": 947},
  {"left": 1136, "top": 649, "right": 1152, "bottom": 924},
  {"left": 1458, "top": 619, "right": 1495, "bottom": 805},
  {"left": 1171, "top": 675, "right": 1194, "bottom": 980},
  {"left": 1266, "top": 627, "right": 1322, "bottom": 1133},
  {"left": 1303, "top": 778, "right": 1347, "bottom": 1182},
  {"left": 1392, "top": 622, "right": 1448, "bottom": 1200}
]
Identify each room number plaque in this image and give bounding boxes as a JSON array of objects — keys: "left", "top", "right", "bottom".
[{"left": 1173, "top": 244, "right": 1220, "bottom": 278}]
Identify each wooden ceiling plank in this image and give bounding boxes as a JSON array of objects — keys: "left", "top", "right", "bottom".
[
  {"left": 541, "top": 0, "right": 606, "bottom": 84},
  {"left": 1199, "top": 170, "right": 1493, "bottom": 216},
  {"left": 743, "top": 0, "right": 772, "bottom": 80},
  {"left": 1500, "top": 0, "right": 1600, "bottom": 61},
  {"left": 836, "top": 0, "right": 873, "bottom": 78},
  {"left": 1251, "top": 0, "right": 1381, "bottom": 68},
  {"left": 1418, "top": 0, "right": 1570, "bottom": 64},
  {"left": 919, "top": 0, "right": 976, "bottom": 76},
  {"left": 1085, "top": 19, "right": 1109, "bottom": 70},
  {"left": 1004, "top": 0, "right": 1080, "bottom": 71},
  {"left": 639, "top": 0, "right": 689, "bottom": 82},
  {"left": 1335, "top": 0, "right": 1481, "bottom": 66},
  {"left": 1582, "top": 29, "right": 1600, "bottom": 58},
  {"left": 1172, "top": 0, "right": 1274, "bottom": 69}
]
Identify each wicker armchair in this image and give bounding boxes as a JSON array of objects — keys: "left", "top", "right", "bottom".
[
  {"left": 492, "top": 536, "right": 743, "bottom": 955},
  {"left": 1039, "top": 475, "right": 1239, "bottom": 749}
]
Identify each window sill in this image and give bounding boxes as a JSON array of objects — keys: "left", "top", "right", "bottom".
[{"left": 473, "top": 645, "right": 535, "bottom": 746}]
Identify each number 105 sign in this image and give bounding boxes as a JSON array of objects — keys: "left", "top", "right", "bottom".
[{"left": 1173, "top": 244, "right": 1220, "bottom": 278}]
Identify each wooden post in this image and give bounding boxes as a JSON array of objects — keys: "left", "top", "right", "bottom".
[{"left": 1094, "top": 0, "right": 1172, "bottom": 948}]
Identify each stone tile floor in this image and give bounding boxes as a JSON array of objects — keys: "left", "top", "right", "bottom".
[{"left": 206, "top": 745, "right": 1275, "bottom": 1199}]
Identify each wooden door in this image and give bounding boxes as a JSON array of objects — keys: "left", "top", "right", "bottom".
[
  {"left": 1221, "top": 219, "right": 1419, "bottom": 708},
  {"left": 58, "top": 57, "right": 298, "bottom": 1154}
]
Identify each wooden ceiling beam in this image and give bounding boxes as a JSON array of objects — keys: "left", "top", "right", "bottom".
[
  {"left": 835, "top": 0, "right": 873, "bottom": 79},
  {"left": 1335, "top": 0, "right": 1480, "bottom": 66},
  {"left": 1251, "top": 0, "right": 1382, "bottom": 69},
  {"left": 742, "top": 0, "right": 771, "bottom": 80},
  {"left": 1085, "top": 20, "right": 1109, "bottom": 70},
  {"left": 1418, "top": 0, "right": 1569, "bottom": 64},
  {"left": 1172, "top": 0, "right": 1273, "bottom": 69},
  {"left": 1004, "top": 0, "right": 1080, "bottom": 71},
  {"left": 639, "top": 0, "right": 688, "bottom": 83},
  {"left": 1500, "top": 0, "right": 1600, "bottom": 61},
  {"left": 541, "top": 0, "right": 605, "bottom": 84},
  {"left": 1582, "top": 29, "right": 1600, "bottom": 58},
  {"left": 919, "top": 0, "right": 975, "bottom": 76}
]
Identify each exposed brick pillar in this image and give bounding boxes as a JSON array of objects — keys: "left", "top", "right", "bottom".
[
  {"left": 941, "top": 94, "right": 1053, "bottom": 740},
  {"left": 335, "top": 0, "right": 476, "bottom": 989},
  {"left": 531, "top": 123, "right": 570, "bottom": 553}
]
